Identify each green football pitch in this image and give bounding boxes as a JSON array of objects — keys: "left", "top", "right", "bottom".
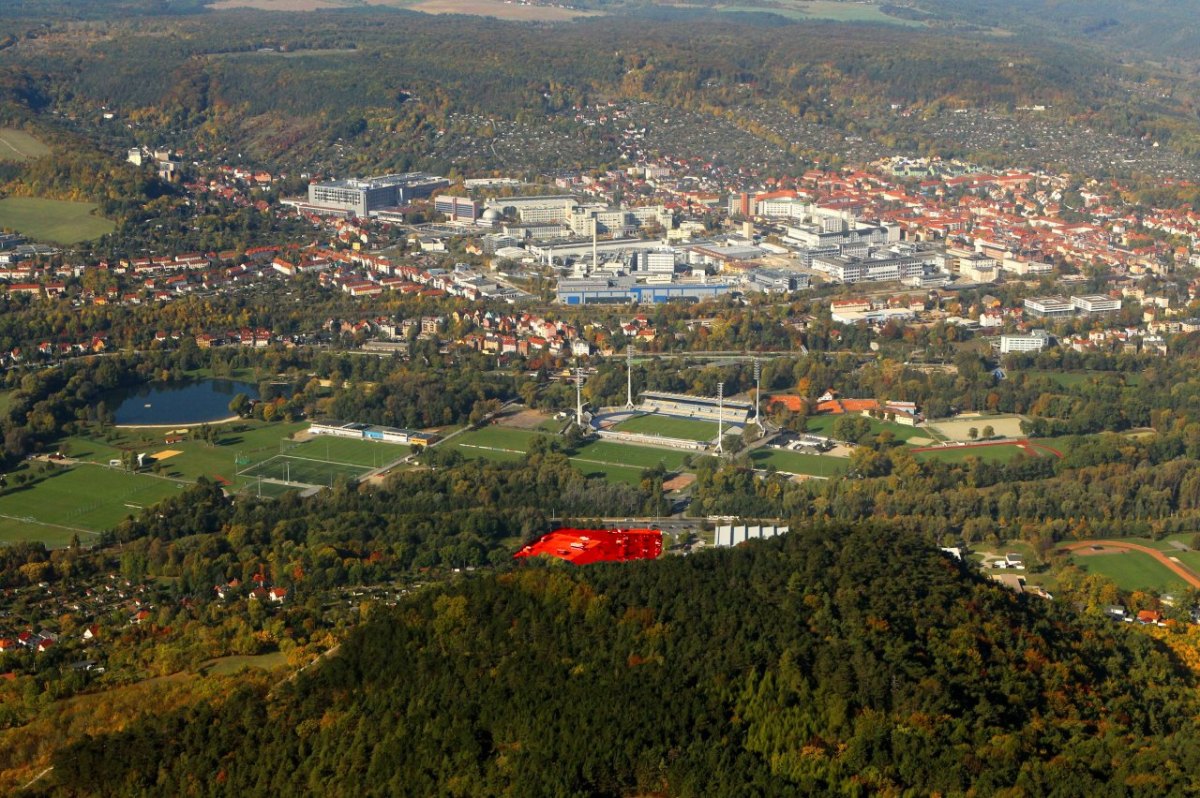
[{"left": 612, "top": 414, "right": 721, "bottom": 442}]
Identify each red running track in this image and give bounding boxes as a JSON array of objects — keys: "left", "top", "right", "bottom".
[{"left": 909, "top": 439, "right": 1063, "bottom": 458}]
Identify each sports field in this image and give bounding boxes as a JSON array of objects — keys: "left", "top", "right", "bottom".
[
  {"left": 0, "top": 198, "right": 115, "bottom": 245},
  {"left": 287, "top": 435, "right": 408, "bottom": 468},
  {"left": 750, "top": 448, "right": 846, "bottom": 477},
  {"left": 61, "top": 421, "right": 310, "bottom": 485},
  {"left": 239, "top": 454, "right": 371, "bottom": 486},
  {"left": 0, "top": 128, "right": 50, "bottom": 162},
  {"left": 448, "top": 426, "right": 546, "bottom": 462},
  {"left": 613, "top": 414, "right": 721, "bottom": 442},
  {"left": 1070, "top": 549, "right": 1188, "bottom": 594},
  {"left": 915, "top": 443, "right": 1030, "bottom": 465},
  {"left": 447, "top": 426, "right": 693, "bottom": 482},
  {"left": 928, "top": 415, "right": 1026, "bottom": 442},
  {"left": 0, "top": 466, "right": 188, "bottom": 545}
]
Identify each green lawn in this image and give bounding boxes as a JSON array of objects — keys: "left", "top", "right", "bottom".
[
  {"left": 63, "top": 421, "right": 309, "bottom": 487},
  {"left": 240, "top": 454, "right": 371, "bottom": 486},
  {"left": 804, "top": 413, "right": 929, "bottom": 443},
  {"left": 1026, "top": 370, "right": 1142, "bottom": 389},
  {"left": 1070, "top": 550, "right": 1188, "bottom": 594},
  {"left": 0, "top": 197, "right": 115, "bottom": 245},
  {"left": 572, "top": 439, "right": 692, "bottom": 471},
  {"left": 446, "top": 426, "right": 694, "bottom": 481},
  {"left": 201, "top": 652, "right": 289, "bottom": 675},
  {"left": 614, "top": 414, "right": 721, "bottom": 442},
  {"left": 0, "top": 465, "right": 188, "bottom": 543},
  {"left": 750, "top": 448, "right": 847, "bottom": 477},
  {"left": 288, "top": 435, "right": 408, "bottom": 468},
  {"left": 566, "top": 460, "right": 650, "bottom": 485},
  {"left": 915, "top": 444, "right": 1030, "bottom": 465},
  {"left": 0, "top": 128, "right": 50, "bottom": 162},
  {"left": 447, "top": 426, "right": 547, "bottom": 460},
  {"left": 720, "top": 0, "right": 922, "bottom": 25},
  {"left": 0, "top": 516, "right": 85, "bottom": 548}
]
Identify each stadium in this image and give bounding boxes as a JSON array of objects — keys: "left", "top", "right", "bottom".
[{"left": 591, "top": 390, "right": 755, "bottom": 451}]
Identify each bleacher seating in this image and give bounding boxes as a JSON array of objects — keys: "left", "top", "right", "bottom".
[{"left": 638, "top": 391, "right": 752, "bottom": 425}]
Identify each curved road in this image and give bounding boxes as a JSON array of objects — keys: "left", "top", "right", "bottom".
[{"left": 1059, "top": 540, "right": 1200, "bottom": 589}]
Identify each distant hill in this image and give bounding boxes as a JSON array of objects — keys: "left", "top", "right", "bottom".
[
  {"left": 911, "top": 0, "right": 1200, "bottom": 61},
  {"left": 38, "top": 524, "right": 1200, "bottom": 795}
]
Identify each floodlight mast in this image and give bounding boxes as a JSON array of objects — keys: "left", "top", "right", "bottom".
[
  {"left": 626, "top": 344, "right": 635, "bottom": 409},
  {"left": 753, "top": 358, "right": 762, "bottom": 432},
  {"left": 716, "top": 381, "right": 725, "bottom": 454}
]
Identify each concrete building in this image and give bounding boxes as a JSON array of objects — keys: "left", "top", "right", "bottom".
[
  {"left": 999, "top": 329, "right": 1051, "bottom": 354},
  {"left": 713, "top": 524, "right": 789, "bottom": 547},
  {"left": 748, "top": 269, "right": 809, "bottom": 293},
  {"left": 307, "top": 173, "right": 449, "bottom": 217},
  {"left": 1023, "top": 296, "right": 1075, "bottom": 318},
  {"left": 812, "top": 247, "right": 940, "bottom": 284},
  {"left": 1071, "top": 294, "right": 1121, "bottom": 314},
  {"left": 556, "top": 275, "right": 735, "bottom": 305},
  {"left": 434, "top": 195, "right": 480, "bottom": 221},
  {"left": 486, "top": 195, "right": 577, "bottom": 223}
]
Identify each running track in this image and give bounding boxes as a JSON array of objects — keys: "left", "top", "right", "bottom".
[
  {"left": 1059, "top": 540, "right": 1200, "bottom": 590},
  {"left": 909, "top": 439, "right": 1064, "bottom": 458}
]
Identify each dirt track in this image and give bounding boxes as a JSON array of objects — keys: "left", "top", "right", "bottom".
[{"left": 1059, "top": 540, "right": 1200, "bottom": 589}]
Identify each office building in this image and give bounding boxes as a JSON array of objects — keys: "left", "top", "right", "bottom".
[
  {"left": 307, "top": 173, "right": 449, "bottom": 217},
  {"left": 1024, "top": 296, "right": 1075, "bottom": 318}
]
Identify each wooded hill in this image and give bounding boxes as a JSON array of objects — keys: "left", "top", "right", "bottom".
[
  {"left": 3, "top": 11, "right": 1189, "bottom": 171},
  {"left": 35, "top": 524, "right": 1200, "bottom": 796}
]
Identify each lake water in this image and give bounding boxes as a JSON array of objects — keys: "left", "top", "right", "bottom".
[{"left": 111, "top": 379, "right": 259, "bottom": 425}]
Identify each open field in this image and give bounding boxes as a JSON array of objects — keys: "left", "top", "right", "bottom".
[
  {"left": 0, "top": 198, "right": 115, "bottom": 245},
  {"left": 614, "top": 413, "right": 720, "bottom": 442},
  {"left": 446, "top": 426, "right": 693, "bottom": 480},
  {"left": 1068, "top": 547, "right": 1189, "bottom": 594},
  {"left": 62, "top": 421, "right": 309, "bottom": 486},
  {"left": 0, "top": 128, "right": 50, "bottom": 162},
  {"left": 210, "top": 0, "right": 601, "bottom": 17},
  {"left": 447, "top": 426, "right": 546, "bottom": 460},
  {"left": 927, "top": 415, "right": 1026, "bottom": 442},
  {"left": 0, "top": 466, "right": 188, "bottom": 545},
  {"left": 208, "top": 0, "right": 347, "bottom": 9},
  {"left": 714, "top": 0, "right": 921, "bottom": 25},
  {"left": 573, "top": 439, "right": 691, "bottom": 471},
  {"left": 915, "top": 443, "right": 1033, "bottom": 465},
  {"left": 371, "top": 0, "right": 602, "bottom": 19},
  {"left": 239, "top": 452, "right": 373, "bottom": 486},
  {"left": 750, "top": 448, "right": 846, "bottom": 477},
  {"left": 201, "top": 652, "right": 289, "bottom": 675},
  {"left": 287, "top": 435, "right": 408, "bottom": 468},
  {"left": 804, "top": 413, "right": 931, "bottom": 443},
  {"left": 1025, "top": 370, "right": 1142, "bottom": 388}
]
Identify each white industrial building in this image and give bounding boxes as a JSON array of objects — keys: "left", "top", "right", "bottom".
[
  {"left": 1071, "top": 294, "right": 1121, "bottom": 314},
  {"left": 713, "top": 524, "right": 789, "bottom": 547},
  {"left": 999, "top": 329, "right": 1051, "bottom": 354}
]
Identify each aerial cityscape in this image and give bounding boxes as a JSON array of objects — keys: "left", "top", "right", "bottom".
[{"left": 3, "top": 0, "right": 1200, "bottom": 793}]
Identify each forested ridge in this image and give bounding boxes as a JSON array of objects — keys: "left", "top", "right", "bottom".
[
  {"left": 37, "top": 525, "right": 1200, "bottom": 796},
  {"left": 0, "top": 11, "right": 1174, "bottom": 170}
]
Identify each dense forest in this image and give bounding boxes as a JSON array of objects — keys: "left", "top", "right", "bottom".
[{"left": 35, "top": 524, "right": 1200, "bottom": 796}]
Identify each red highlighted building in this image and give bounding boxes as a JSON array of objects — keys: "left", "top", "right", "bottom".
[{"left": 513, "top": 528, "right": 662, "bottom": 565}]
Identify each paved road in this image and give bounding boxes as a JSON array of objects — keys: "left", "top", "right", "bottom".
[{"left": 1059, "top": 540, "right": 1200, "bottom": 589}]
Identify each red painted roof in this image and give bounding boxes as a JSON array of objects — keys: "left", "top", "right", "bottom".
[{"left": 514, "top": 528, "right": 662, "bottom": 565}]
